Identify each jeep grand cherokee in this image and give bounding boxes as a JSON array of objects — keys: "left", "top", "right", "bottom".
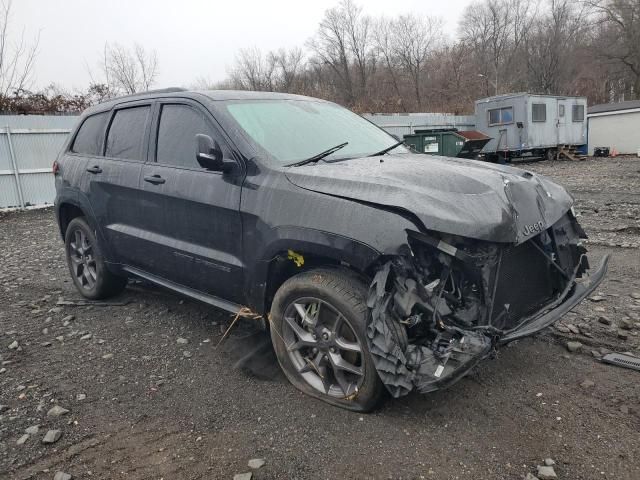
[{"left": 54, "top": 88, "right": 608, "bottom": 411}]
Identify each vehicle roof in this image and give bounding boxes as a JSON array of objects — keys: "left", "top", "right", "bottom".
[{"left": 82, "top": 88, "right": 326, "bottom": 116}]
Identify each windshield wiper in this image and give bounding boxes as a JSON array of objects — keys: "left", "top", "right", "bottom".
[
  {"left": 286, "top": 142, "right": 349, "bottom": 167},
  {"left": 368, "top": 140, "right": 405, "bottom": 157}
]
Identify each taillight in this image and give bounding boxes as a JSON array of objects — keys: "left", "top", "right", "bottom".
[{"left": 52, "top": 160, "right": 59, "bottom": 175}]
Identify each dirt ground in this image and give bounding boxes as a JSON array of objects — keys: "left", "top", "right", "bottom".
[{"left": 1, "top": 156, "right": 639, "bottom": 480}]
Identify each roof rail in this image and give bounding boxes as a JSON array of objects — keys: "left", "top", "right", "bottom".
[
  {"left": 144, "top": 87, "right": 188, "bottom": 94},
  {"left": 111, "top": 87, "right": 188, "bottom": 101}
]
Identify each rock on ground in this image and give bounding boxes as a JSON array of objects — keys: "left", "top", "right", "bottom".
[
  {"left": 537, "top": 465, "right": 557, "bottom": 479},
  {"left": 248, "top": 458, "right": 265, "bottom": 469},
  {"left": 25, "top": 425, "right": 39, "bottom": 435},
  {"left": 566, "top": 341, "right": 583, "bottom": 353},
  {"left": 233, "top": 474, "right": 252, "bottom": 480},
  {"left": 42, "top": 430, "right": 62, "bottom": 444},
  {"left": 47, "top": 405, "right": 69, "bottom": 417}
]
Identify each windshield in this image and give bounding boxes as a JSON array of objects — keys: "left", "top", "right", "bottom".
[{"left": 222, "top": 99, "right": 409, "bottom": 165}]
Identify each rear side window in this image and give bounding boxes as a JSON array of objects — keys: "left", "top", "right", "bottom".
[
  {"left": 156, "top": 104, "right": 214, "bottom": 169},
  {"left": 532, "top": 103, "right": 546, "bottom": 122},
  {"left": 105, "top": 106, "right": 150, "bottom": 161},
  {"left": 71, "top": 112, "right": 108, "bottom": 155}
]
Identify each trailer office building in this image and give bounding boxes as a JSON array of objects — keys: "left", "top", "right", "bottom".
[
  {"left": 587, "top": 100, "right": 640, "bottom": 156},
  {"left": 475, "top": 93, "right": 587, "bottom": 161}
]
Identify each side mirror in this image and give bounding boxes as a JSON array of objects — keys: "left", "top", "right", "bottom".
[{"left": 196, "top": 134, "right": 234, "bottom": 173}]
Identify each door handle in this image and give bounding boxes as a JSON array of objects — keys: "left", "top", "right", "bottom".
[
  {"left": 143, "top": 174, "right": 166, "bottom": 185},
  {"left": 86, "top": 165, "right": 102, "bottom": 174}
]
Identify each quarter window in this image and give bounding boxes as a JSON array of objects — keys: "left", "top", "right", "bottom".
[
  {"left": 156, "top": 104, "right": 215, "bottom": 169},
  {"left": 532, "top": 103, "right": 546, "bottom": 122},
  {"left": 572, "top": 104, "right": 584, "bottom": 122},
  {"left": 105, "top": 106, "right": 150, "bottom": 161},
  {"left": 559, "top": 104, "right": 565, "bottom": 117},
  {"left": 71, "top": 112, "right": 109, "bottom": 155},
  {"left": 488, "top": 107, "right": 513, "bottom": 126}
]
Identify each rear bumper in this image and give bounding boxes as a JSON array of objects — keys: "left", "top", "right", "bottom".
[{"left": 499, "top": 254, "right": 610, "bottom": 344}]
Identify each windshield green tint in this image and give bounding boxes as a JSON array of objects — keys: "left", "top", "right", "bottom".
[{"left": 224, "top": 100, "right": 408, "bottom": 164}]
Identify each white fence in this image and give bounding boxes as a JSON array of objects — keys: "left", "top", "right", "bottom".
[
  {"left": 0, "top": 115, "right": 78, "bottom": 209},
  {"left": 363, "top": 113, "right": 476, "bottom": 137}
]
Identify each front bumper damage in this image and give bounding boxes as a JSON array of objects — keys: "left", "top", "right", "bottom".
[{"left": 366, "top": 213, "right": 609, "bottom": 398}]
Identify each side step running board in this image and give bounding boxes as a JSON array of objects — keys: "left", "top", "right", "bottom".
[{"left": 123, "top": 266, "right": 244, "bottom": 314}]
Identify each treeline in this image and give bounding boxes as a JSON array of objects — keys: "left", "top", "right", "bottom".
[
  {"left": 1, "top": 0, "right": 639, "bottom": 114},
  {"left": 220, "top": 0, "right": 640, "bottom": 113}
]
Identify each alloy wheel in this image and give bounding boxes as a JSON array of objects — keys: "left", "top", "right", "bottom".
[
  {"left": 68, "top": 228, "right": 97, "bottom": 291},
  {"left": 282, "top": 297, "right": 365, "bottom": 398}
]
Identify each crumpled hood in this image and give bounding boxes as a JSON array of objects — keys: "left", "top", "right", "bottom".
[{"left": 284, "top": 154, "right": 573, "bottom": 244}]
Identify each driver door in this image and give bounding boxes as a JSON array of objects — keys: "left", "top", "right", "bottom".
[{"left": 137, "top": 100, "right": 245, "bottom": 303}]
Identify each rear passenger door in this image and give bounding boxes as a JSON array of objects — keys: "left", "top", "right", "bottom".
[
  {"left": 137, "top": 100, "right": 244, "bottom": 302},
  {"left": 86, "top": 102, "right": 152, "bottom": 267}
]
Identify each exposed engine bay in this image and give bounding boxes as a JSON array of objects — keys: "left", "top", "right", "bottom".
[{"left": 366, "top": 212, "right": 593, "bottom": 398}]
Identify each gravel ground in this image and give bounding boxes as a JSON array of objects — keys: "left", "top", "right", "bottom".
[{"left": 1, "top": 156, "right": 639, "bottom": 480}]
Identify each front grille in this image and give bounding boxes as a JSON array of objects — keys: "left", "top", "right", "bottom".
[{"left": 490, "top": 240, "right": 555, "bottom": 330}]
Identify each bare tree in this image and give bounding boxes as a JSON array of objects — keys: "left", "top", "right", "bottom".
[
  {"left": 524, "top": 0, "right": 592, "bottom": 94},
  {"left": 373, "top": 17, "right": 406, "bottom": 111},
  {"left": 308, "top": 0, "right": 373, "bottom": 107},
  {"left": 588, "top": 0, "right": 640, "bottom": 99},
  {"left": 269, "top": 47, "right": 306, "bottom": 92},
  {"left": 391, "top": 15, "right": 443, "bottom": 109},
  {"left": 99, "top": 42, "right": 158, "bottom": 95},
  {"left": 0, "top": 0, "right": 39, "bottom": 99},
  {"left": 228, "top": 47, "right": 276, "bottom": 91},
  {"left": 459, "top": 0, "right": 536, "bottom": 95},
  {"left": 218, "top": 0, "right": 640, "bottom": 113}
]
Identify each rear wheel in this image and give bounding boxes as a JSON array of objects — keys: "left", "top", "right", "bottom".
[
  {"left": 270, "top": 269, "right": 384, "bottom": 411},
  {"left": 64, "top": 217, "right": 126, "bottom": 299}
]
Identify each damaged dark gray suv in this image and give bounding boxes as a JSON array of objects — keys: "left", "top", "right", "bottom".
[{"left": 54, "top": 89, "right": 609, "bottom": 411}]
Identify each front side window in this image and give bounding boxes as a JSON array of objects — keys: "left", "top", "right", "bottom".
[
  {"left": 488, "top": 107, "right": 513, "bottom": 126},
  {"left": 71, "top": 112, "right": 109, "bottom": 155},
  {"left": 222, "top": 99, "right": 408, "bottom": 165},
  {"left": 105, "top": 106, "right": 150, "bottom": 161},
  {"left": 156, "top": 104, "right": 214, "bottom": 169},
  {"left": 532, "top": 103, "right": 546, "bottom": 122},
  {"left": 572, "top": 104, "right": 585, "bottom": 122}
]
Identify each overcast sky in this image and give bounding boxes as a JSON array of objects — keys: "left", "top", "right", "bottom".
[{"left": 14, "top": 0, "right": 474, "bottom": 91}]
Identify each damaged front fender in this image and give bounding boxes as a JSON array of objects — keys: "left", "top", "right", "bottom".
[{"left": 365, "top": 214, "right": 609, "bottom": 398}]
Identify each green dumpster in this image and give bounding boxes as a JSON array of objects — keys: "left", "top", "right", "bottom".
[{"left": 403, "top": 128, "right": 491, "bottom": 159}]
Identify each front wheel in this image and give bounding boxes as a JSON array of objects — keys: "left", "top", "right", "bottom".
[
  {"left": 270, "top": 269, "right": 384, "bottom": 411},
  {"left": 64, "top": 217, "right": 127, "bottom": 300}
]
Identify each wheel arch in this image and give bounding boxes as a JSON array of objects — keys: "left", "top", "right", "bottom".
[
  {"left": 57, "top": 202, "right": 87, "bottom": 239},
  {"left": 245, "top": 229, "right": 384, "bottom": 315}
]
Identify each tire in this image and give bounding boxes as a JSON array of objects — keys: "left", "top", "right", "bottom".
[
  {"left": 270, "top": 268, "right": 384, "bottom": 411},
  {"left": 546, "top": 149, "right": 557, "bottom": 161},
  {"left": 64, "top": 217, "right": 127, "bottom": 300}
]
